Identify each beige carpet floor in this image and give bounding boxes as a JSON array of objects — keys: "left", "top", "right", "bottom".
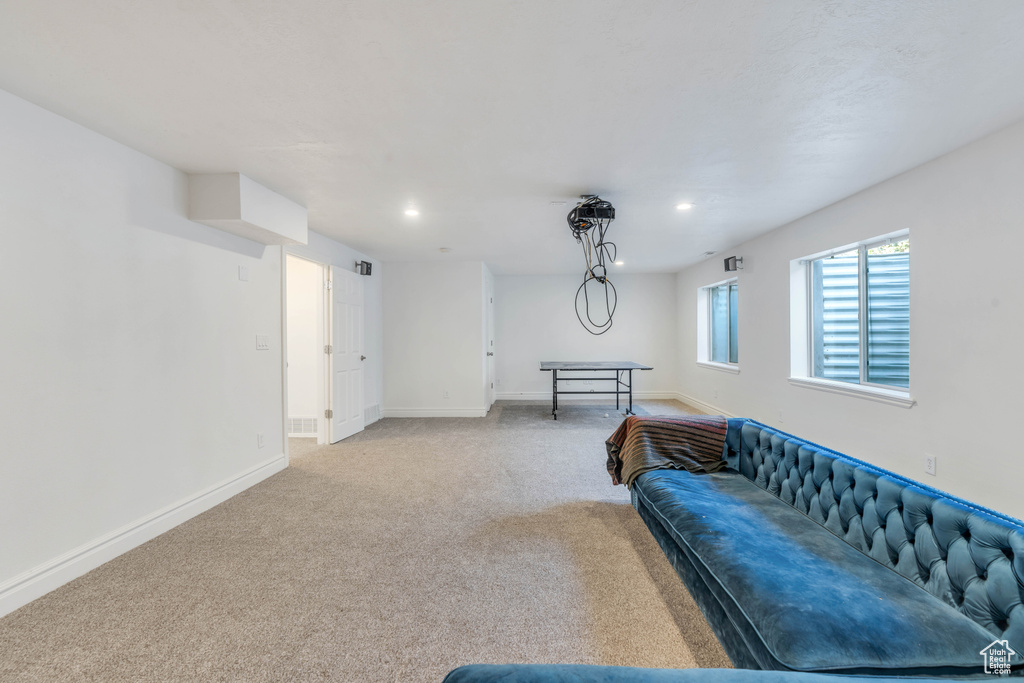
[{"left": 0, "top": 400, "right": 730, "bottom": 682}]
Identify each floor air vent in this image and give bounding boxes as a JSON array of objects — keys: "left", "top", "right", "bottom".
[{"left": 288, "top": 417, "right": 318, "bottom": 437}]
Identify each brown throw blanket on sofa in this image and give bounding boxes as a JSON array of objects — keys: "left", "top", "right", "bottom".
[{"left": 606, "top": 415, "right": 728, "bottom": 488}]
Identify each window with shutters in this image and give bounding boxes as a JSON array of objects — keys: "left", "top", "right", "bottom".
[
  {"left": 697, "top": 278, "right": 739, "bottom": 372},
  {"left": 791, "top": 234, "right": 910, "bottom": 404},
  {"left": 710, "top": 281, "right": 738, "bottom": 365}
]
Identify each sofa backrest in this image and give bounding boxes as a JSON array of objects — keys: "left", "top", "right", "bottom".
[{"left": 725, "top": 419, "right": 1024, "bottom": 648}]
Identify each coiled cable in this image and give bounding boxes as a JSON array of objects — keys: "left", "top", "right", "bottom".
[{"left": 567, "top": 197, "right": 617, "bottom": 335}]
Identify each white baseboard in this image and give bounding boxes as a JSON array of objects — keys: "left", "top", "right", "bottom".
[
  {"left": 494, "top": 391, "right": 679, "bottom": 402},
  {"left": 673, "top": 391, "right": 737, "bottom": 417},
  {"left": 382, "top": 407, "right": 488, "bottom": 418},
  {"left": 494, "top": 392, "right": 554, "bottom": 401},
  {"left": 0, "top": 453, "right": 287, "bottom": 619}
]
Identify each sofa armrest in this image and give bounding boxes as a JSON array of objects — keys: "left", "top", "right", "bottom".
[{"left": 723, "top": 417, "right": 746, "bottom": 470}]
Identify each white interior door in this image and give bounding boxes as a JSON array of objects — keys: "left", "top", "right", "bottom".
[
  {"left": 328, "top": 266, "right": 365, "bottom": 443},
  {"left": 486, "top": 282, "right": 495, "bottom": 408}
]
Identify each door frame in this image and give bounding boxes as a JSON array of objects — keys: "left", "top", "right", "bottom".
[
  {"left": 282, "top": 252, "right": 331, "bottom": 449},
  {"left": 486, "top": 278, "right": 495, "bottom": 409}
]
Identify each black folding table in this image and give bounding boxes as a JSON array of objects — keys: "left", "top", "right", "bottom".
[{"left": 539, "top": 361, "right": 653, "bottom": 420}]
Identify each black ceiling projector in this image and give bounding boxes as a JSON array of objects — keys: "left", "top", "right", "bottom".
[{"left": 574, "top": 203, "right": 615, "bottom": 220}]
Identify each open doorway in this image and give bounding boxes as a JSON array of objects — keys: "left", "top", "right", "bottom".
[{"left": 285, "top": 254, "right": 328, "bottom": 444}]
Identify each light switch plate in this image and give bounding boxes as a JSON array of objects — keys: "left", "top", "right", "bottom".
[
  {"left": 238, "top": 265, "right": 249, "bottom": 281},
  {"left": 256, "top": 334, "right": 270, "bottom": 350}
]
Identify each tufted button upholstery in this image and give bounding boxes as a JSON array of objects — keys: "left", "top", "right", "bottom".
[{"left": 735, "top": 421, "right": 1024, "bottom": 647}]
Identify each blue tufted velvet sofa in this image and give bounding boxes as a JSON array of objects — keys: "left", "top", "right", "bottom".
[
  {"left": 442, "top": 419, "right": 1024, "bottom": 682},
  {"left": 629, "top": 418, "right": 1024, "bottom": 678}
]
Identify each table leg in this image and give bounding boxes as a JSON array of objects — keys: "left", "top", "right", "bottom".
[
  {"left": 551, "top": 369, "right": 558, "bottom": 420},
  {"left": 627, "top": 369, "right": 634, "bottom": 415}
]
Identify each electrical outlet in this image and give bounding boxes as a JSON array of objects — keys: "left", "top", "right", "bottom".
[
  {"left": 257, "top": 433, "right": 265, "bottom": 449},
  {"left": 443, "top": 390, "right": 450, "bottom": 399},
  {"left": 924, "top": 455, "right": 936, "bottom": 476}
]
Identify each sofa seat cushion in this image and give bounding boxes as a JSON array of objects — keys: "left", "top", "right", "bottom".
[
  {"left": 633, "top": 468, "right": 998, "bottom": 676},
  {"left": 444, "top": 664, "right": 965, "bottom": 683}
]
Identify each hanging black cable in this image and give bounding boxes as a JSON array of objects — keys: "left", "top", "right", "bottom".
[{"left": 567, "top": 196, "right": 617, "bottom": 335}]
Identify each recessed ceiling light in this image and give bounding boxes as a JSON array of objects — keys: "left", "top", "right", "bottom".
[
  {"left": 405, "top": 208, "right": 420, "bottom": 217},
  {"left": 614, "top": 260, "right": 624, "bottom": 266},
  {"left": 676, "top": 202, "right": 694, "bottom": 211}
]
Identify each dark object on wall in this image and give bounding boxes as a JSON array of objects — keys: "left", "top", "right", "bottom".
[
  {"left": 356, "top": 260, "right": 372, "bottom": 276},
  {"left": 724, "top": 256, "right": 743, "bottom": 272},
  {"left": 567, "top": 195, "right": 618, "bottom": 335}
]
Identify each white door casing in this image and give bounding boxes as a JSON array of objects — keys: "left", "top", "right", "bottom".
[
  {"left": 486, "top": 281, "right": 495, "bottom": 408},
  {"left": 328, "top": 266, "right": 365, "bottom": 443}
]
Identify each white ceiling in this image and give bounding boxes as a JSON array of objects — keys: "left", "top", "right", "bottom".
[{"left": 2, "top": 1, "right": 1024, "bottom": 274}]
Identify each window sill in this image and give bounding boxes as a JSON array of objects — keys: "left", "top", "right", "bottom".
[
  {"left": 788, "top": 376, "right": 915, "bottom": 408},
  {"left": 697, "top": 361, "right": 740, "bottom": 375}
]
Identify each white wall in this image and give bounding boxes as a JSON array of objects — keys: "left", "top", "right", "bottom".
[
  {"left": 383, "top": 261, "right": 486, "bottom": 416},
  {"left": 0, "top": 88, "right": 287, "bottom": 616},
  {"left": 495, "top": 274, "right": 678, "bottom": 399},
  {"left": 285, "top": 255, "right": 323, "bottom": 425},
  {"left": 287, "top": 232, "right": 383, "bottom": 424},
  {"left": 676, "top": 118, "right": 1024, "bottom": 520}
]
